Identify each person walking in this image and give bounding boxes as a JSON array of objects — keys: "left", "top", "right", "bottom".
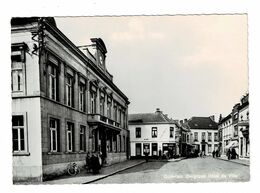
[
  {"left": 227, "top": 148, "right": 231, "bottom": 160},
  {"left": 212, "top": 150, "right": 215, "bottom": 158}
]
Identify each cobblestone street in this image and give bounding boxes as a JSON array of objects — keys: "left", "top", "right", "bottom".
[{"left": 92, "top": 157, "right": 249, "bottom": 183}]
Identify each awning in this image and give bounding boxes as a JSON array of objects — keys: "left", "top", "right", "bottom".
[{"left": 224, "top": 140, "right": 238, "bottom": 149}]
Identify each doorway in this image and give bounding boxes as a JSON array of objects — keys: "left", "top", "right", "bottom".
[{"left": 136, "top": 143, "right": 141, "bottom": 157}]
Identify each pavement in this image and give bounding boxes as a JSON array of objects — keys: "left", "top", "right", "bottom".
[
  {"left": 216, "top": 155, "right": 250, "bottom": 166},
  {"left": 41, "top": 157, "right": 186, "bottom": 184},
  {"left": 42, "top": 159, "right": 145, "bottom": 184}
]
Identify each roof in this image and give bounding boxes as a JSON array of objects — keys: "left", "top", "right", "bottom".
[
  {"left": 219, "top": 113, "right": 232, "bottom": 124},
  {"left": 187, "top": 117, "right": 218, "bottom": 130},
  {"left": 128, "top": 112, "right": 174, "bottom": 124}
]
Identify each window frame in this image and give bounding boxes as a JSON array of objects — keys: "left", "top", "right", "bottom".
[
  {"left": 79, "top": 81, "right": 86, "bottom": 112},
  {"left": 152, "top": 127, "right": 158, "bottom": 138},
  {"left": 11, "top": 48, "right": 26, "bottom": 95},
  {"left": 12, "top": 113, "right": 29, "bottom": 155},
  {"left": 79, "top": 125, "right": 86, "bottom": 152},
  {"left": 170, "top": 127, "right": 174, "bottom": 138},
  {"left": 136, "top": 127, "right": 141, "bottom": 138},
  {"left": 66, "top": 74, "right": 73, "bottom": 107},
  {"left": 66, "top": 122, "right": 75, "bottom": 152},
  {"left": 49, "top": 118, "right": 59, "bottom": 152}
]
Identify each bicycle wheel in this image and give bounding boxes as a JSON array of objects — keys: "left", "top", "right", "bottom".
[{"left": 67, "top": 163, "right": 77, "bottom": 176}]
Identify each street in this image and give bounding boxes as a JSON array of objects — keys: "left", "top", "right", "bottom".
[{"left": 92, "top": 157, "right": 249, "bottom": 183}]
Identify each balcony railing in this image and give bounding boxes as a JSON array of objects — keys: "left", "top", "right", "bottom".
[{"left": 87, "top": 114, "right": 121, "bottom": 128}]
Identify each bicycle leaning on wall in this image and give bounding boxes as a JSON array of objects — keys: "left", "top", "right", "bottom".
[{"left": 67, "top": 162, "right": 80, "bottom": 176}]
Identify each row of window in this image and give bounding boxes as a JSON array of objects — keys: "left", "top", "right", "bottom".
[
  {"left": 12, "top": 114, "right": 127, "bottom": 154},
  {"left": 135, "top": 127, "right": 174, "bottom": 138},
  {"left": 193, "top": 132, "right": 218, "bottom": 142},
  {"left": 11, "top": 48, "right": 127, "bottom": 128}
]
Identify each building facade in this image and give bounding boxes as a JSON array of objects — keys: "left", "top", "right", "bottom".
[
  {"left": 187, "top": 117, "right": 219, "bottom": 156},
  {"left": 218, "top": 93, "right": 249, "bottom": 158},
  {"left": 11, "top": 17, "right": 130, "bottom": 182},
  {"left": 128, "top": 109, "right": 179, "bottom": 158}
]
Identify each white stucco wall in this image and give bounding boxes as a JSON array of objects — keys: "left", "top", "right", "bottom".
[
  {"left": 129, "top": 123, "right": 177, "bottom": 156},
  {"left": 12, "top": 98, "right": 42, "bottom": 181},
  {"left": 12, "top": 28, "right": 42, "bottom": 181},
  {"left": 190, "top": 129, "right": 218, "bottom": 155}
]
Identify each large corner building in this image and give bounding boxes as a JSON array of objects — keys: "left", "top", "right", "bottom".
[{"left": 11, "top": 17, "right": 130, "bottom": 182}]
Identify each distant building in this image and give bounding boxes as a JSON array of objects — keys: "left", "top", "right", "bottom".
[
  {"left": 238, "top": 94, "right": 249, "bottom": 157},
  {"left": 128, "top": 109, "right": 179, "bottom": 158},
  {"left": 219, "top": 93, "right": 249, "bottom": 158},
  {"left": 218, "top": 93, "right": 249, "bottom": 158},
  {"left": 179, "top": 120, "right": 193, "bottom": 157},
  {"left": 187, "top": 116, "right": 219, "bottom": 156},
  {"left": 218, "top": 113, "right": 233, "bottom": 155},
  {"left": 11, "top": 17, "right": 130, "bottom": 182}
]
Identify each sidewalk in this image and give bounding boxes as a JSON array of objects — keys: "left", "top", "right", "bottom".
[
  {"left": 216, "top": 156, "right": 250, "bottom": 166},
  {"left": 43, "top": 159, "right": 145, "bottom": 184}
]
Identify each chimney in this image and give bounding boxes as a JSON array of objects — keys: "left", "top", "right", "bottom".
[
  {"left": 209, "top": 115, "right": 215, "bottom": 121},
  {"left": 155, "top": 108, "right": 162, "bottom": 114}
]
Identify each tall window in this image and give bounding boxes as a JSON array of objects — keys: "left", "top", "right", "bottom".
[
  {"left": 152, "top": 127, "right": 158, "bottom": 138},
  {"left": 170, "top": 127, "right": 174, "bottom": 138},
  {"left": 194, "top": 132, "right": 198, "bottom": 142},
  {"left": 114, "top": 103, "right": 117, "bottom": 121},
  {"left": 208, "top": 132, "right": 212, "bottom": 142},
  {"left": 50, "top": 118, "right": 59, "bottom": 152},
  {"left": 66, "top": 74, "right": 73, "bottom": 107},
  {"left": 136, "top": 127, "right": 141, "bottom": 138},
  {"left": 214, "top": 132, "right": 218, "bottom": 141},
  {"left": 67, "top": 122, "right": 74, "bottom": 152},
  {"left": 79, "top": 82, "right": 86, "bottom": 112},
  {"left": 234, "top": 125, "right": 238, "bottom": 137},
  {"left": 79, "top": 125, "right": 86, "bottom": 151},
  {"left": 187, "top": 134, "right": 189, "bottom": 143},
  {"left": 90, "top": 90, "right": 97, "bottom": 114},
  {"left": 12, "top": 115, "right": 26, "bottom": 152},
  {"left": 202, "top": 132, "right": 206, "bottom": 140},
  {"left": 107, "top": 97, "right": 112, "bottom": 118},
  {"left": 48, "top": 65, "right": 58, "bottom": 100},
  {"left": 11, "top": 48, "right": 25, "bottom": 93},
  {"left": 100, "top": 92, "right": 105, "bottom": 116},
  {"left": 118, "top": 108, "right": 122, "bottom": 125}
]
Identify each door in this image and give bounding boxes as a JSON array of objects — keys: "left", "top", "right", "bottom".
[
  {"left": 152, "top": 143, "right": 158, "bottom": 156},
  {"left": 136, "top": 143, "right": 141, "bottom": 157}
]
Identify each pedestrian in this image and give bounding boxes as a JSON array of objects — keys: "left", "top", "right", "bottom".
[
  {"left": 144, "top": 148, "right": 149, "bottom": 162},
  {"left": 216, "top": 149, "right": 219, "bottom": 157},
  {"left": 212, "top": 150, "right": 215, "bottom": 158},
  {"left": 91, "top": 153, "right": 101, "bottom": 174},
  {"left": 227, "top": 148, "right": 231, "bottom": 160},
  {"left": 85, "top": 152, "right": 91, "bottom": 173}
]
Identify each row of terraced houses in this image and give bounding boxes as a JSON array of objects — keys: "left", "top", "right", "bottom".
[{"left": 11, "top": 17, "right": 249, "bottom": 183}]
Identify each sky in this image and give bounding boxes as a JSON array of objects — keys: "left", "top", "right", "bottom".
[{"left": 55, "top": 15, "right": 248, "bottom": 121}]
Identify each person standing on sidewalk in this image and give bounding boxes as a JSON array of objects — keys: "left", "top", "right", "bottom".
[{"left": 212, "top": 150, "right": 215, "bottom": 158}]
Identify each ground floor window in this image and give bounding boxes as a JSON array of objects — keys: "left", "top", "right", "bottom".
[
  {"left": 50, "top": 118, "right": 60, "bottom": 152},
  {"left": 79, "top": 125, "right": 86, "bottom": 151},
  {"left": 12, "top": 115, "right": 27, "bottom": 153},
  {"left": 67, "top": 122, "right": 75, "bottom": 152}
]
